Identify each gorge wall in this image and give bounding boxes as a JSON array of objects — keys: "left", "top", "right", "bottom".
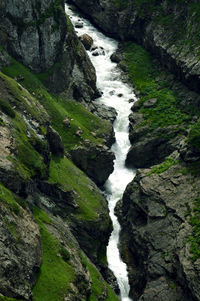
[
  {"left": 0, "top": 0, "right": 119, "bottom": 300},
  {"left": 68, "top": 0, "right": 200, "bottom": 300},
  {"left": 70, "top": 0, "right": 200, "bottom": 94}
]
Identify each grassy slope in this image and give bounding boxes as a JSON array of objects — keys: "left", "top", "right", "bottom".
[
  {"left": 123, "top": 42, "right": 192, "bottom": 131},
  {"left": 0, "top": 55, "right": 118, "bottom": 300},
  {"left": 2, "top": 58, "right": 112, "bottom": 151},
  {"left": 122, "top": 41, "right": 200, "bottom": 261}
]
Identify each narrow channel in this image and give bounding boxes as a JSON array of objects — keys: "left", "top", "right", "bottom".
[{"left": 65, "top": 3, "right": 136, "bottom": 300}]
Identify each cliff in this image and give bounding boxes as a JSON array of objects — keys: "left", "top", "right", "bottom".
[
  {"left": 70, "top": 0, "right": 200, "bottom": 94},
  {"left": 67, "top": 0, "right": 200, "bottom": 300},
  {"left": 0, "top": 1, "right": 119, "bottom": 300}
]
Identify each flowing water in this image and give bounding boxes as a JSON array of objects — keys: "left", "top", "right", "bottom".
[{"left": 65, "top": 4, "right": 136, "bottom": 300}]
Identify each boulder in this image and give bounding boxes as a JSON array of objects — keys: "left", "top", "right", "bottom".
[
  {"left": 90, "top": 102, "right": 117, "bottom": 123},
  {"left": 110, "top": 52, "right": 123, "bottom": 63},
  {"left": 126, "top": 125, "right": 182, "bottom": 168},
  {"left": 70, "top": 143, "right": 115, "bottom": 186},
  {"left": 80, "top": 33, "right": 93, "bottom": 50}
]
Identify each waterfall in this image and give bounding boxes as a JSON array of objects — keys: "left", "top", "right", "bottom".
[{"left": 65, "top": 4, "right": 136, "bottom": 300}]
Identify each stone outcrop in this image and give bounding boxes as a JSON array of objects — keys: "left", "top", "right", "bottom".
[
  {"left": 71, "top": 142, "right": 115, "bottom": 186},
  {"left": 0, "top": 202, "right": 41, "bottom": 300},
  {"left": 117, "top": 154, "right": 200, "bottom": 301},
  {"left": 0, "top": 0, "right": 66, "bottom": 73},
  {"left": 126, "top": 111, "right": 183, "bottom": 168},
  {"left": 70, "top": 0, "right": 200, "bottom": 94},
  {"left": 0, "top": 0, "right": 98, "bottom": 104}
]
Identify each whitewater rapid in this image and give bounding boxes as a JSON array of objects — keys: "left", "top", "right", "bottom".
[{"left": 65, "top": 4, "right": 136, "bottom": 300}]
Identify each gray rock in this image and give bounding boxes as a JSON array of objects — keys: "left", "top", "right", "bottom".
[
  {"left": 80, "top": 33, "right": 93, "bottom": 50},
  {"left": 0, "top": 0, "right": 66, "bottom": 73},
  {"left": 0, "top": 202, "right": 41, "bottom": 300},
  {"left": 46, "top": 126, "right": 64, "bottom": 157},
  {"left": 90, "top": 102, "right": 117, "bottom": 123},
  {"left": 143, "top": 98, "right": 157, "bottom": 108},
  {"left": 117, "top": 160, "right": 200, "bottom": 301},
  {"left": 110, "top": 52, "right": 123, "bottom": 63},
  {"left": 70, "top": 143, "right": 115, "bottom": 186}
]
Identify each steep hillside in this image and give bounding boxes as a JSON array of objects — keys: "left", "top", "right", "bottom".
[
  {"left": 67, "top": 0, "right": 200, "bottom": 300},
  {"left": 0, "top": 1, "right": 119, "bottom": 300},
  {"left": 70, "top": 0, "right": 200, "bottom": 94}
]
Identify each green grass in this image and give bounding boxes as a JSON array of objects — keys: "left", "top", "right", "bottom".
[
  {"left": 0, "top": 183, "right": 21, "bottom": 215},
  {"left": 80, "top": 253, "right": 119, "bottom": 301},
  {"left": 0, "top": 71, "right": 47, "bottom": 123},
  {"left": 0, "top": 297, "right": 23, "bottom": 301},
  {"left": 33, "top": 207, "right": 75, "bottom": 301},
  {"left": 0, "top": 98, "right": 15, "bottom": 118},
  {"left": 123, "top": 42, "right": 192, "bottom": 132},
  {"left": 147, "top": 157, "right": 178, "bottom": 176},
  {"left": 2, "top": 58, "right": 112, "bottom": 151},
  {"left": 188, "top": 119, "right": 200, "bottom": 151},
  {"left": 48, "top": 156, "right": 107, "bottom": 221},
  {"left": 187, "top": 198, "right": 200, "bottom": 262},
  {"left": 11, "top": 115, "right": 47, "bottom": 179}
]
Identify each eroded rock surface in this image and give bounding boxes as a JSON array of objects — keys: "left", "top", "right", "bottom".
[{"left": 117, "top": 155, "right": 200, "bottom": 301}]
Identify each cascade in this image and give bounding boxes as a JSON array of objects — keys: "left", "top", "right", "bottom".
[{"left": 65, "top": 3, "right": 136, "bottom": 300}]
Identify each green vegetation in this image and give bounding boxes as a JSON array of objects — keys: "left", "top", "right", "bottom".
[
  {"left": 12, "top": 115, "right": 46, "bottom": 179},
  {"left": 0, "top": 183, "right": 21, "bottom": 215},
  {"left": 0, "top": 98, "right": 15, "bottom": 118},
  {"left": 48, "top": 156, "right": 106, "bottom": 220},
  {"left": 187, "top": 198, "right": 200, "bottom": 262},
  {"left": 188, "top": 120, "right": 200, "bottom": 151},
  {"left": 33, "top": 207, "right": 75, "bottom": 301},
  {"left": 80, "top": 253, "right": 119, "bottom": 301},
  {"left": 123, "top": 42, "right": 192, "bottom": 132},
  {"left": 2, "top": 58, "right": 111, "bottom": 151},
  {"left": 147, "top": 157, "right": 178, "bottom": 176},
  {"left": 0, "top": 297, "right": 23, "bottom": 301}
]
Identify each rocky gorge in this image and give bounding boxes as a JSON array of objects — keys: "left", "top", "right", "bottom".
[
  {"left": 1, "top": 0, "right": 200, "bottom": 301},
  {"left": 69, "top": 0, "right": 200, "bottom": 300}
]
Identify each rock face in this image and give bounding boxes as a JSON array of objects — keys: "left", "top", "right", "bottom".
[
  {"left": 71, "top": 143, "right": 115, "bottom": 186},
  {"left": 70, "top": 0, "right": 200, "bottom": 93},
  {"left": 0, "top": 0, "right": 66, "bottom": 73},
  {"left": 0, "top": 202, "right": 41, "bottom": 300},
  {"left": 0, "top": 0, "right": 98, "bottom": 104},
  {"left": 117, "top": 156, "right": 200, "bottom": 301},
  {"left": 126, "top": 111, "right": 183, "bottom": 168}
]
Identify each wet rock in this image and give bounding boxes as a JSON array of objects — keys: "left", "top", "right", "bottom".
[
  {"left": 75, "top": 21, "right": 83, "bottom": 28},
  {"left": 110, "top": 52, "right": 123, "bottom": 63},
  {"left": 90, "top": 102, "right": 117, "bottom": 123},
  {"left": 80, "top": 33, "right": 93, "bottom": 50},
  {"left": 131, "top": 101, "right": 141, "bottom": 112},
  {"left": 71, "top": 143, "right": 115, "bottom": 186}
]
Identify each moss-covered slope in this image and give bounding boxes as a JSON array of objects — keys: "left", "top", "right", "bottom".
[{"left": 0, "top": 47, "right": 117, "bottom": 300}]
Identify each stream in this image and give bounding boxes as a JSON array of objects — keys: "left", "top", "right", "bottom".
[{"left": 65, "top": 3, "right": 136, "bottom": 300}]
